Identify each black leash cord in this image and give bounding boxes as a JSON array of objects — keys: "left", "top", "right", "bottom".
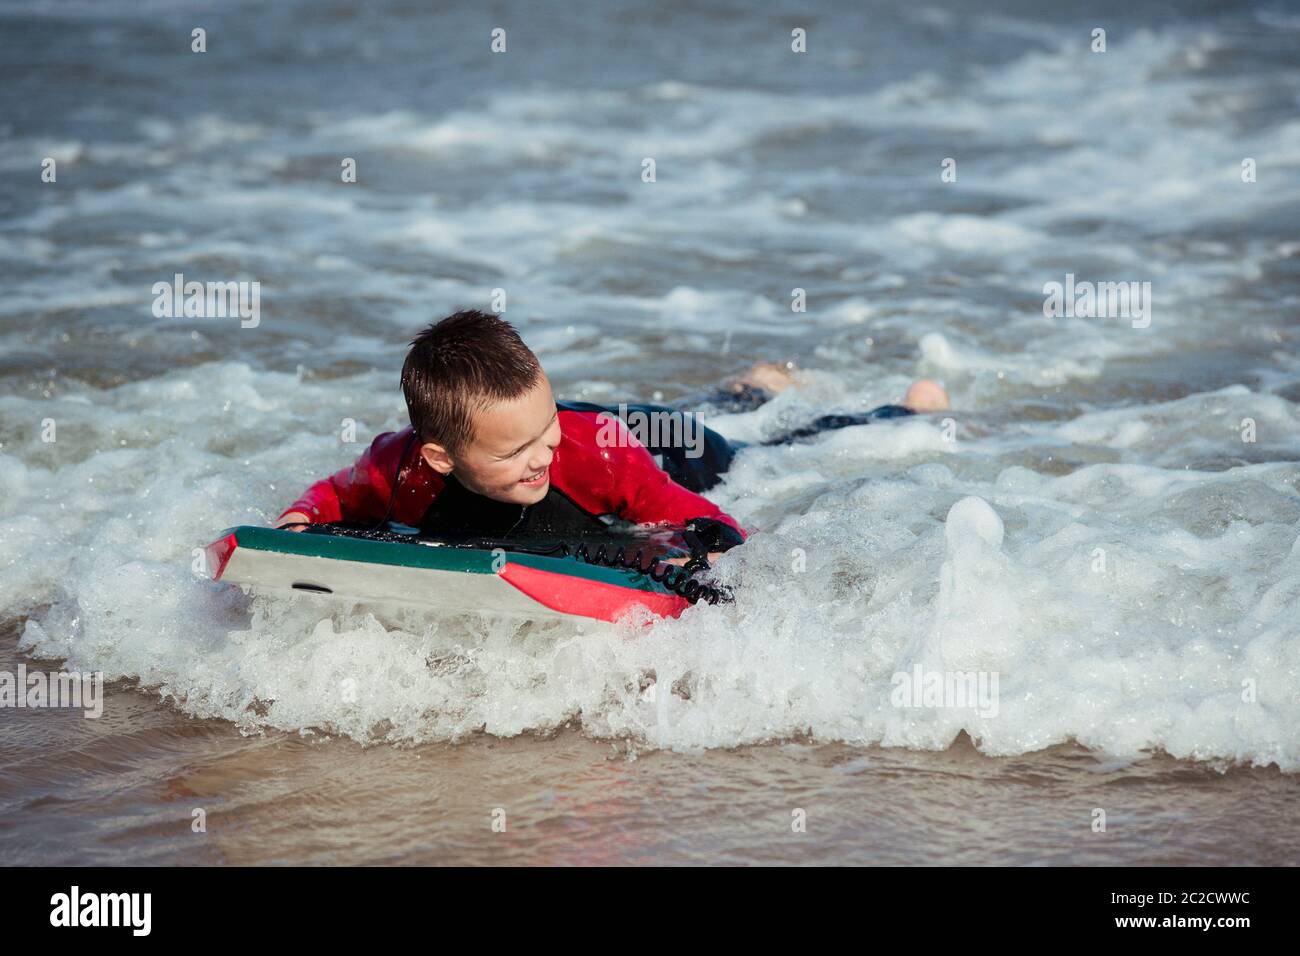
[{"left": 564, "top": 540, "right": 732, "bottom": 606}]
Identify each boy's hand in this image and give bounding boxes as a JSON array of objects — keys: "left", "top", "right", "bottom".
[
  {"left": 664, "top": 552, "right": 725, "bottom": 567},
  {"left": 662, "top": 517, "right": 744, "bottom": 568},
  {"left": 275, "top": 512, "right": 311, "bottom": 531}
]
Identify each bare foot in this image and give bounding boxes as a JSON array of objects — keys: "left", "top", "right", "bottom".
[
  {"left": 734, "top": 360, "right": 798, "bottom": 395},
  {"left": 903, "top": 379, "right": 950, "bottom": 413}
]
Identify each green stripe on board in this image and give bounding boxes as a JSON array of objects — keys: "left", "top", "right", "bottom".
[{"left": 222, "top": 526, "right": 673, "bottom": 595}]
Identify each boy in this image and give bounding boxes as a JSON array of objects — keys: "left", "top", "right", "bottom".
[{"left": 276, "top": 310, "right": 948, "bottom": 562}]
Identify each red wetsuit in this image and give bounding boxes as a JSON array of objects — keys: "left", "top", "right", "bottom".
[{"left": 279, "top": 405, "right": 747, "bottom": 539}]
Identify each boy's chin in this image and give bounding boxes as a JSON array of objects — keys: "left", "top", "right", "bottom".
[
  {"left": 515, "top": 480, "right": 550, "bottom": 504},
  {"left": 495, "top": 480, "right": 549, "bottom": 505}
]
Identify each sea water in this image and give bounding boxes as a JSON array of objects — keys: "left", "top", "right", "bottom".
[{"left": 1, "top": 0, "right": 1299, "bottom": 864}]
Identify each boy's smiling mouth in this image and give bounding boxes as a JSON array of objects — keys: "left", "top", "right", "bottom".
[{"left": 519, "top": 466, "right": 549, "bottom": 486}]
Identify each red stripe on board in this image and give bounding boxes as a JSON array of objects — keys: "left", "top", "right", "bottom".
[
  {"left": 498, "top": 562, "right": 690, "bottom": 623},
  {"left": 205, "top": 532, "right": 239, "bottom": 581}
]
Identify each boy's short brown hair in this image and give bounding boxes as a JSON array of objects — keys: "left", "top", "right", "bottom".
[{"left": 401, "top": 310, "right": 542, "bottom": 455}]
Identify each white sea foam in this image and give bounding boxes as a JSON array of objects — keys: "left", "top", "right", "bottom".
[{"left": 2, "top": 361, "right": 1296, "bottom": 769}]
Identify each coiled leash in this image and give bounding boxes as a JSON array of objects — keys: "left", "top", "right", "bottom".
[
  {"left": 562, "top": 519, "right": 733, "bottom": 606},
  {"left": 488, "top": 517, "right": 737, "bottom": 607}
]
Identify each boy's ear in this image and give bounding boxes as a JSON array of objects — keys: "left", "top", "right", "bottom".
[{"left": 419, "top": 442, "right": 454, "bottom": 475}]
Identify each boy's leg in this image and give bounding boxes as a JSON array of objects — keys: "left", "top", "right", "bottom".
[
  {"left": 759, "top": 403, "right": 914, "bottom": 446},
  {"left": 758, "top": 379, "right": 949, "bottom": 445},
  {"left": 560, "top": 372, "right": 949, "bottom": 488},
  {"left": 676, "top": 361, "right": 798, "bottom": 415}
]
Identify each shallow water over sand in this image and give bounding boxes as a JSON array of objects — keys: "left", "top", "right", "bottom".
[{"left": 5, "top": 632, "right": 1298, "bottom": 865}]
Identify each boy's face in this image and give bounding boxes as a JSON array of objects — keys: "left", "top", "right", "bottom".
[{"left": 419, "top": 372, "right": 561, "bottom": 505}]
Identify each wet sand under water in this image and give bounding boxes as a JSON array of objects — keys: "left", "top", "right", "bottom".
[{"left": 2, "top": 638, "right": 1296, "bottom": 867}]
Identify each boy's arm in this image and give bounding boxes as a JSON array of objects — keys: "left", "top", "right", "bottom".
[
  {"left": 595, "top": 416, "right": 748, "bottom": 538},
  {"left": 556, "top": 408, "right": 748, "bottom": 540},
  {"left": 609, "top": 438, "right": 748, "bottom": 541},
  {"left": 277, "top": 429, "right": 416, "bottom": 527}
]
